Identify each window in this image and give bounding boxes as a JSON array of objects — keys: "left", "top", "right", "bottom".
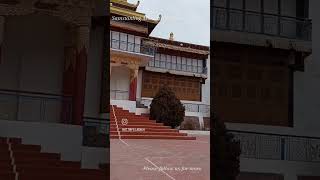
[
  {"left": 269, "top": 70, "right": 284, "bottom": 82},
  {"left": 187, "top": 58, "right": 192, "bottom": 72},
  {"left": 198, "top": 59, "right": 204, "bottom": 73},
  {"left": 246, "top": 85, "right": 257, "bottom": 98},
  {"left": 155, "top": 53, "right": 160, "bottom": 67},
  {"left": 232, "top": 85, "right": 242, "bottom": 98},
  {"left": 160, "top": 54, "right": 166, "bottom": 68},
  {"left": 218, "top": 84, "right": 228, "bottom": 96},
  {"left": 182, "top": 57, "right": 187, "bottom": 71},
  {"left": 230, "top": 0, "right": 242, "bottom": 9},
  {"left": 120, "top": 33, "right": 127, "bottom": 51},
  {"left": 128, "top": 35, "right": 135, "bottom": 52},
  {"left": 111, "top": 31, "right": 120, "bottom": 48},
  {"left": 147, "top": 54, "right": 206, "bottom": 74},
  {"left": 214, "top": 0, "right": 227, "bottom": 7},
  {"left": 192, "top": 59, "right": 198, "bottom": 73},
  {"left": 149, "top": 55, "right": 155, "bottom": 67},
  {"left": 110, "top": 31, "right": 142, "bottom": 53},
  {"left": 134, "top": 36, "right": 140, "bottom": 52},
  {"left": 228, "top": 65, "right": 242, "bottom": 79},
  {"left": 247, "top": 68, "right": 262, "bottom": 80},
  {"left": 246, "top": 0, "right": 261, "bottom": 12},
  {"left": 264, "top": 0, "right": 278, "bottom": 14},
  {"left": 214, "top": 64, "right": 221, "bottom": 77},
  {"left": 166, "top": 55, "right": 171, "bottom": 69},
  {"left": 172, "top": 56, "right": 177, "bottom": 70},
  {"left": 260, "top": 87, "right": 271, "bottom": 100},
  {"left": 177, "top": 56, "right": 182, "bottom": 70}
]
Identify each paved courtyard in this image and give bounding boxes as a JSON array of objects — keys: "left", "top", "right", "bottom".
[{"left": 110, "top": 135, "right": 210, "bottom": 180}]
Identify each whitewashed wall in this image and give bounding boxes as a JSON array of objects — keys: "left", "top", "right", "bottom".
[
  {"left": 110, "top": 66, "right": 130, "bottom": 100},
  {"left": 202, "top": 55, "right": 210, "bottom": 105}
]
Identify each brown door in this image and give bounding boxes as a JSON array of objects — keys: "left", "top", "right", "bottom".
[{"left": 213, "top": 44, "right": 290, "bottom": 126}]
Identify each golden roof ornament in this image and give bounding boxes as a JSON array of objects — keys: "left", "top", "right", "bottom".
[
  {"left": 169, "top": 32, "right": 174, "bottom": 41},
  {"left": 157, "top": 14, "right": 162, "bottom": 22}
]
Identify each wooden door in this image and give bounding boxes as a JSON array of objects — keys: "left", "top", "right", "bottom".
[{"left": 213, "top": 43, "right": 291, "bottom": 126}]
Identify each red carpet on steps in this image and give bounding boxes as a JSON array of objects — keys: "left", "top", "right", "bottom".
[
  {"left": 110, "top": 105, "right": 196, "bottom": 140},
  {"left": 0, "top": 137, "right": 108, "bottom": 180}
]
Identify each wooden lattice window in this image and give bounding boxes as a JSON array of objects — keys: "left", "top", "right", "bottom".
[{"left": 142, "top": 71, "right": 202, "bottom": 101}]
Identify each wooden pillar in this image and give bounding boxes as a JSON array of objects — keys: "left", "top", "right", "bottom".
[
  {"left": 73, "top": 19, "right": 91, "bottom": 125},
  {"left": 62, "top": 24, "right": 77, "bottom": 124}
]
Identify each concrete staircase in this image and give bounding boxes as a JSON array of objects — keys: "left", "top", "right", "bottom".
[
  {"left": 0, "top": 137, "right": 107, "bottom": 180},
  {"left": 110, "top": 105, "right": 196, "bottom": 140}
]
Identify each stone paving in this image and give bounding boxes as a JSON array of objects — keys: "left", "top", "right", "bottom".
[{"left": 110, "top": 135, "right": 210, "bottom": 180}]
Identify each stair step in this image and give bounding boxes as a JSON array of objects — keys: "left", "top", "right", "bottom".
[
  {"left": 0, "top": 165, "right": 13, "bottom": 172},
  {"left": 0, "top": 153, "right": 11, "bottom": 161},
  {"left": 110, "top": 127, "right": 179, "bottom": 132},
  {"left": 0, "top": 172, "right": 15, "bottom": 180},
  {"left": 0, "top": 144, "right": 8, "bottom": 149},
  {"left": 14, "top": 152, "right": 60, "bottom": 160},
  {"left": 0, "top": 136, "right": 107, "bottom": 179},
  {"left": 111, "top": 117, "right": 152, "bottom": 121},
  {"left": 110, "top": 135, "right": 196, "bottom": 140},
  {"left": 99, "top": 163, "right": 109, "bottom": 169},
  {"left": 0, "top": 137, "right": 22, "bottom": 144},
  {"left": 110, "top": 105, "right": 196, "bottom": 140},
  {"left": 7, "top": 145, "right": 41, "bottom": 153},
  {"left": 110, "top": 122, "right": 163, "bottom": 126},
  {"left": 110, "top": 131, "right": 187, "bottom": 136},
  {"left": 19, "top": 174, "right": 107, "bottom": 180},
  {"left": 16, "top": 160, "right": 81, "bottom": 168},
  {"left": 17, "top": 167, "right": 104, "bottom": 175},
  {"left": 110, "top": 124, "right": 170, "bottom": 129}
]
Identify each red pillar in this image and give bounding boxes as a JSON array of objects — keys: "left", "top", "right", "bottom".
[
  {"left": 129, "top": 77, "right": 137, "bottom": 101},
  {"left": 61, "top": 47, "right": 76, "bottom": 124}
]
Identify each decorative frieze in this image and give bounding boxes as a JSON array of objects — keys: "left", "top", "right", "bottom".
[{"left": 110, "top": 51, "right": 144, "bottom": 66}]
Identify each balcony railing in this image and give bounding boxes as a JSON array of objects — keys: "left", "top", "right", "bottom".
[
  {"left": 213, "top": 6, "right": 312, "bottom": 41},
  {"left": 110, "top": 39, "right": 155, "bottom": 56},
  {"left": 83, "top": 117, "right": 109, "bottom": 148},
  {"left": 229, "top": 130, "right": 320, "bottom": 162},
  {"left": 0, "top": 89, "right": 72, "bottom": 123},
  {"left": 183, "top": 103, "right": 210, "bottom": 114},
  {"left": 138, "top": 98, "right": 210, "bottom": 114},
  {"left": 148, "top": 60, "right": 208, "bottom": 75}
]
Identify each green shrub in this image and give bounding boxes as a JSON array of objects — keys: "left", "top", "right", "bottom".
[
  {"left": 212, "top": 112, "right": 241, "bottom": 180},
  {"left": 150, "top": 86, "right": 185, "bottom": 128}
]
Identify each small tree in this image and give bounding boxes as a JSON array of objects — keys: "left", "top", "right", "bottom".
[
  {"left": 150, "top": 86, "right": 185, "bottom": 128},
  {"left": 212, "top": 112, "right": 241, "bottom": 180}
]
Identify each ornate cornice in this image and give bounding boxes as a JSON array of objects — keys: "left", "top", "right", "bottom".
[
  {"left": 143, "top": 40, "right": 210, "bottom": 55},
  {"left": 111, "top": 52, "right": 142, "bottom": 66},
  {"left": 110, "top": 20, "right": 148, "bottom": 34}
]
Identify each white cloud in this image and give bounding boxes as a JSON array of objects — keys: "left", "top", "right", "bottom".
[{"left": 127, "top": 0, "right": 210, "bottom": 46}]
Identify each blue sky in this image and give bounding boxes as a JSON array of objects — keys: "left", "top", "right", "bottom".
[{"left": 127, "top": 0, "right": 210, "bottom": 46}]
